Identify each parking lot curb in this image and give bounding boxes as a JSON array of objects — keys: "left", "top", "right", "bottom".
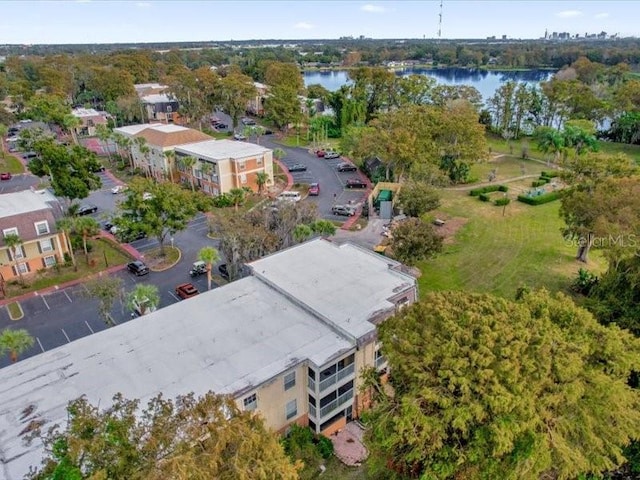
[
  {"left": 0, "top": 264, "right": 127, "bottom": 307},
  {"left": 7, "top": 301, "right": 24, "bottom": 321},
  {"left": 273, "top": 158, "right": 294, "bottom": 191},
  {"left": 149, "top": 246, "right": 182, "bottom": 272}
]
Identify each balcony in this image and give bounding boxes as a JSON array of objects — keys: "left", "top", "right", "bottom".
[
  {"left": 318, "top": 363, "right": 355, "bottom": 392},
  {"left": 307, "top": 376, "right": 316, "bottom": 391},
  {"left": 376, "top": 355, "right": 386, "bottom": 369},
  {"left": 309, "top": 403, "right": 317, "bottom": 418},
  {"left": 319, "top": 388, "right": 353, "bottom": 419}
]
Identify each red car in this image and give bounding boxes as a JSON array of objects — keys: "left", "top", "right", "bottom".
[
  {"left": 0, "top": 172, "right": 12, "bottom": 181},
  {"left": 175, "top": 283, "right": 199, "bottom": 300},
  {"left": 315, "top": 149, "right": 326, "bottom": 157},
  {"left": 308, "top": 182, "right": 320, "bottom": 196}
]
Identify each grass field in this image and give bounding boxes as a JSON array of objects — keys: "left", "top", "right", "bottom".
[
  {"left": 417, "top": 189, "right": 607, "bottom": 299},
  {"left": 469, "top": 154, "right": 556, "bottom": 183},
  {"left": 0, "top": 154, "right": 25, "bottom": 174}
]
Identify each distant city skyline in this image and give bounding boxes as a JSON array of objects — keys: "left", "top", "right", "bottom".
[{"left": 0, "top": 1, "right": 636, "bottom": 45}]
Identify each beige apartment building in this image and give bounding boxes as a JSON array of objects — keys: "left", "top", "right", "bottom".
[
  {"left": 175, "top": 139, "right": 274, "bottom": 195},
  {"left": 0, "top": 239, "right": 417, "bottom": 478},
  {"left": 0, "top": 190, "right": 69, "bottom": 284}
]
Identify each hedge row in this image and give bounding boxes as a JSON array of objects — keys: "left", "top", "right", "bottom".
[
  {"left": 479, "top": 193, "right": 491, "bottom": 201},
  {"left": 531, "top": 179, "right": 548, "bottom": 187},
  {"left": 494, "top": 197, "right": 511, "bottom": 206},
  {"left": 517, "top": 191, "right": 561, "bottom": 205},
  {"left": 469, "top": 185, "right": 509, "bottom": 196},
  {"left": 540, "top": 171, "right": 559, "bottom": 178}
]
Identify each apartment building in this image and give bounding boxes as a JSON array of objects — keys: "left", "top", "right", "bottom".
[
  {"left": 0, "top": 190, "right": 69, "bottom": 283},
  {"left": 0, "top": 239, "right": 417, "bottom": 478},
  {"left": 174, "top": 139, "right": 274, "bottom": 195},
  {"left": 134, "top": 83, "right": 181, "bottom": 124},
  {"left": 113, "top": 123, "right": 211, "bottom": 182},
  {"left": 70, "top": 108, "right": 109, "bottom": 136}
]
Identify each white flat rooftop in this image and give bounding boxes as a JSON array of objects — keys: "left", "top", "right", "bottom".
[
  {"left": 0, "top": 276, "right": 351, "bottom": 479},
  {"left": 250, "top": 239, "right": 415, "bottom": 340},
  {"left": 141, "top": 93, "right": 173, "bottom": 104},
  {"left": 145, "top": 124, "right": 189, "bottom": 133},
  {"left": 71, "top": 108, "right": 103, "bottom": 117},
  {"left": 0, "top": 190, "right": 58, "bottom": 218},
  {"left": 113, "top": 123, "right": 162, "bottom": 136},
  {"left": 175, "top": 139, "right": 271, "bottom": 160}
]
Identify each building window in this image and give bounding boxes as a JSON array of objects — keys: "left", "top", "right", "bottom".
[
  {"left": 43, "top": 255, "right": 56, "bottom": 267},
  {"left": 285, "top": 399, "right": 297, "bottom": 420},
  {"left": 39, "top": 239, "right": 53, "bottom": 252},
  {"left": 243, "top": 393, "right": 257, "bottom": 411},
  {"left": 240, "top": 173, "right": 247, "bottom": 184},
  {"left": 237, "top": 160, "right": 246, "bottom": 171},
  {"left": 3, "top": 227, "right": 18, "bottom": 238},
  {"left": 15, "top": 262, "right": 29, "bottom": 275},
  {"left": 8, "top": 245, "right": 24, "bottom": 260},
  {"left": 284, "top": 371, "right": 296, "bottom": 391},
  {"left": 35, "top": 221, "right": 50, "bottom": 235}
]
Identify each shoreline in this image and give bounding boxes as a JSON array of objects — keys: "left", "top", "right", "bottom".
[{"left": 302, "top": 65, "right": 558, "bottom": 73}]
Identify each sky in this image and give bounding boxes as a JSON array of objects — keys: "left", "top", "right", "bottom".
[{"left": 0, "top": 1, "right": 637, "bottom": 45}]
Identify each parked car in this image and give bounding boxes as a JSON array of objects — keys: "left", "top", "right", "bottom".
[
  {"left": 22, "top": 152, "right": 38, "bottom": 160},
  {"left": 276, "top": 191, "right": 302, "bottom": 203},
  {"left": 324, "top": 151, "right": 340, "bottom": 159},
  {"left": 77, "top": 204, "right": 98, "bottom": 215},
  {"left": 175, "top": 283, "right": 199, "bottom": 299},
  {"left": 0, "top": 172, "right": 12, "bottom": 181},
  {"left": 214, "top": 123, "right": 228, "bottom": 130},
  {"left": 189, "top": 261, "right": 207, "bottom": 277},
  {"left": 287, "top": 163, "right": 307, "bottom": 172},
  {"left": 308, "top": 182, "right": 320, "bottom": 196},
  {"left": 218, "top": 263, "right": 229, "bottom": 280},
  {"left": 337, "top": 162, "right": 357, "bottom": 172},
  {"left": 332, "top": 205, "right": 356, "bottom": 216},
  {"left": 241, "top": 118, "right": 256, "bottom": 126},
  {"left": 315, "top": 149, "right": 326, "bottom": 157},
  {"left": 103, "top": 221, "right": 115, "bottom": 232},
  {"left": 91, "top": 164, "right": 106, "bottom": 172},
  {"left": 111, "top": 185, "right": 127, "bottom": 194},
  {"left": 263, "top": 128, "right": 274, "bottom": 135},
  {"left": 233, "top": 133, "right": 247, "bottom": 141},
  {"left": 127, "top": 260, "right": 150, "bottom": 276},
  {"left": 117, "top": 229, "right": 147, "bottom": 243},
  {"left": 345, "top": 179, "right": 367, "bottom": 189}
]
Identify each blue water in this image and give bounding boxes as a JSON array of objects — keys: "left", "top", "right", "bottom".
[{"left": 303, "top": 67, "right": 554, "bottom": 102}]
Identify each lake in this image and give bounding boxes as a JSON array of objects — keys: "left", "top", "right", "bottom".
[{"left": 303, "top": 67, "right": 555, "bottom": 102}]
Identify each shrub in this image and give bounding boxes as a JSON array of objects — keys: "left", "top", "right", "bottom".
[
  {"left": 212, "top": 193, "right": 233, "bottom": 208},
  {"left": 531, "top": 180, "right": 547, "bottom": 187},
  {"left": 540, "top": 171, "right": 559, "bottom": 178},
  {"left": 517, "top": 191, "right": 561, "bottom": 205},
  {"left": 469, "top": 185, "right": 508, "bottom": 196},
  {"left": 479, "top": 193, "right": 491, "bottom": 202},
  {"left": 494, "top": 197, "right": 511, "bottom": 206},
  {"left": 315, "top": 435, "right": 334, "bottom": 459}
]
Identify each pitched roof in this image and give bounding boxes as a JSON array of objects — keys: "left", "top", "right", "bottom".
[
  {"left": 0, "top": 190, "right": 62, "bottom": 244},
  {"left": 135, "top": 125, "right": 212, "bottom": 148}
]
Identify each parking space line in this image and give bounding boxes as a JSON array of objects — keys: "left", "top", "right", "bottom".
[
  {"left": 108, "top": 313, "right": 118, "bottom": 325},
  {"left": 85, "top": 321, "right": 95, "bottom": 334},
  {"left": 40, "top": 295, "right": 50, "bottom": 310},
  {"left": 36, "top": 337, "right": 45, "bottom": 353},
  {"left": 168, "top": 291, "right": 181, "bottom": 302},
  {"left": 63, "top": 290, "right": 72, "bottom": 303},
  {"left": 61, "top": 328, "right": 71, "bottom": 343}
]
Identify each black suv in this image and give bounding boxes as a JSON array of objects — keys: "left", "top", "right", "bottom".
[
  {"left": 127, "top": 260, "right": 150, "bottom": 276},
  {"left": 77, "top": 204, "right": 98, "bottom": 215}
]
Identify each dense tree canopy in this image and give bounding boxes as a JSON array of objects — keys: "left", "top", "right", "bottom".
[
  {"left": 29, "top": 392, "right": 300, "bottom": 479},
  {"left": 365, "top": 290, "right": 640, "bottom": 480}
]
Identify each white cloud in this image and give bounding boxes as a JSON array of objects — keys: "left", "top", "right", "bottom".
[
  {"left": 294, "top": 21, "right": 314, "bottom": 30},
  {"left": 556, "top": 9, "right": 582, "bottom": 18},
  {"left": 594, "top": 12, "right": 609, "bottom": 19},
  {"left": 136, "top": 1, "right": 151, "bottom": 7},
  {"left": 361, "top": 4, "right": 386, "bottom": 13}
]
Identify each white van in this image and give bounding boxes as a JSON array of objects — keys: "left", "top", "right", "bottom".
[{"left": 276, "top": 191, "right": 302, "bottom": 203}]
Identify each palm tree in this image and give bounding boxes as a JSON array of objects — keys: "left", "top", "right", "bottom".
[
  {"left": 56, "top": 218, "right": 77, "bottom": 271},
  {"left": 534, "top": 127, "right": 564, "bottom": 165},
  {"left": 126, "top": 283, "right": 160, "bottom": 316},
  {"left": 63, "top": 113, "right": 82, "bottom": 146},
  {"left": 95, "top": 124, "right": 113, "bottom": 164},
  {"left": 227, "top": 188, "right": 246, "bottom": 212},
  {"left": 0, "top": 124, "right": 7, "bottom": 158},
  {"left": 0, "top": 328, "right": 34, "bottom": 363},
  {"left": 198, "top": 246, "right": 220, "bottom": 291},
  {"left": 4, "top": 233, "right": 25, "bottom": 286},
  {"left": 73, "top": 216, "right": 100, "bottom": 263},
  {"left": 200, "top": 161, "right": 213, "bottom": 182},
  {"left": 256, "top": 171, "right": 269, "bottom": 195},
  {"left": 164, "top": 149, "right": 176, "bottom": 182},
  {"left": 180, "top": 156, "right": 197, "bottom": 191},
  {"left": 112, "top": 132, "right": 133, "bottom": 168},
  {"left": 273, "top": 148, "right": 286, "bottom": 164}
]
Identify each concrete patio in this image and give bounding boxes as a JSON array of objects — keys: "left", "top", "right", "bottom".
[{"left": 330, "top": 421, "right": 369, "bottom": 466}]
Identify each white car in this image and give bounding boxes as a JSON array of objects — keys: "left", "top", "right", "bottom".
[{"left": 111, "top": 185, "right": 127, "bottom": 194}]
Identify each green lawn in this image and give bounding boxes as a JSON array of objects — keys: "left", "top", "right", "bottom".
[
  {"left": 469, "top": 155, "right": 556, "bottom": 183},
  {"left": 0, "top": 154, "right": 26, "bottom": 174},
  {"left": 417, "top": 189, "right": 607, "bottom": 299}
]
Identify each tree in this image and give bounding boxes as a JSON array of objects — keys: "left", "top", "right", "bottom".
[
  {"left": 0, "top": 123, "right": 7, "bottom": 158},
  {"left": 388, "top": 218, "right": 443, "bottom": 265},
  {"left": 28, "top": 392, "right": 300, "bottom": 480},
  {"left": 263, "top": 62, "right": 304, "bottom": 131},
  {"left": 4, "top": 233, "right": 25, "bottom": 286},
  {"left": 365, "top": 290, "right": 640, "bottom": 480},
  {"left": 115, "top": 179, "right": 200, "bottom": 256},
  {"left": 62, "top": 113, "right": 81, "bottom": 146},
  {"left": 0, "top": 328, "right": 34, "bottom": 363},
  {"left": 256, "top": 171, "right": 269, "bottom": 195},
  {"left": 72, "top": 216, "right": 100, "bottom": 263},
  {"left": 84, "top": 276, "right": 123, "bottom": 326},
  {"left": 178, "top": 155, "right": 196, "bottom": 191},
  {"left": 396, "top": 181, "right": 440, "bottom": 217},
  {"left": 217, "top": 72, "right": 257, "bottom": 130},
  {"left": 533, "top": 125, "right": 565, "bottom": 163},
  {"left": 163, "top": 149, "right": 176, "bottom": 181},
  {"left": 56, "top": 218, "right": 77, "bottom": 270},
  {"left": 197, "top": 246, "right": 220, "bottom": 291},
  {"left": 126, "top": 283, "right": 160, "bottom": 316},
  {"left": 227, "top": 187, "right": 246, "bottom": 212},
  {"left": 95, "top": 123, "right": 113, "bottom": 163}
]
